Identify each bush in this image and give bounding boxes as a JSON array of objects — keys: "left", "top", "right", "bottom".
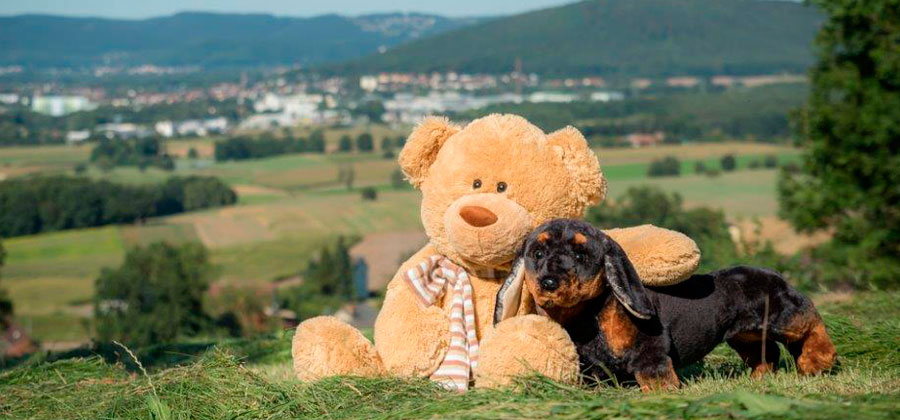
[
  {"left": 91, "top": 137, "right": 175, "bottom": 170},
  {"left": 764, "top": 154, "right": 778, "bottom": 168},
  {"left": 694, "top": 161, "right": 707, "bottom": 175},
  {"left": 748, "top": 159, "right": 762, "bottom": 169},
  {"left": 721, "top": 154, "right": 737, "bottom": 171},
  {"left": 188, "top": 147, "right": 199, "bottom": 159},
  {"left": 356, "top": 133, "right": 374, "bottom": 152},
  {"left": 380, "top": 137, "right": 393, "bottom": 151},
  {"left": 647, "top": 156, "right": 681, "bottom": 177},
  {"left": 94, "top": 242, "right": 215, "bottom": 346},
  {"left": 338, "top": 135, "right": 353, "bottom": 152},
  {"left": 361, "top": 187, "right": 378, "bottom": 201},
  {"left": 279, "top": 236, "right": 358, "bottom": 320},
  {"left": 214, "top": 135, "right": 316, "bottom": 161},
  {"left": 0, "top": 175, "right": 236, "bottom": 237},
  {"left": 391, "top": 169, "right": 407, "bottom": 189}
]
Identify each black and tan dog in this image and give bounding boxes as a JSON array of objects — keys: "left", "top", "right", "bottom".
[{"left": 495, "top": 219, "right": 837, "bottom": 391}]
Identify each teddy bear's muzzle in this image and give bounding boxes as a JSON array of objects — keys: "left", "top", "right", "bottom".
[{"left": 444, "top": 193, "right": 534, "bottom": 269}]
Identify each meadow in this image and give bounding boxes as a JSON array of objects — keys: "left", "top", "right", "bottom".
[
  {"left": 0, "top": 137, "right": 804, "bottom": 343},
  {"left": 2, "top": 291, "right": 898, "bottom": 419}
]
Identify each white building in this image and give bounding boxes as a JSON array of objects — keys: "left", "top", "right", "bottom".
[
  {"left": 65, "top": 130, "right": 91, "bottom": 144},
  {"left": 31, "top": 95, "right": 96, "bottom": 116}
]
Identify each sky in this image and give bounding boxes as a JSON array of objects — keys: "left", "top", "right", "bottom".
[{"left": 0, "top": 0, "right": 574, "bottom": 19}]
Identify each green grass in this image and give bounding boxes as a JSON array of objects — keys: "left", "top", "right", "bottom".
[{"left": 2, "top": 292, "right": 899, "bottom": 419}]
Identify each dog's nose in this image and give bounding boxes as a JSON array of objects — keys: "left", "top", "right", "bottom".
[
  {"left": 459, "top": 205, "right": 498, "bottom": 227},
  {"left": 540, "top": 277, "right": 559, "bottom": 291}
]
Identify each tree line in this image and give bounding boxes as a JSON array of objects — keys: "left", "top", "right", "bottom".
[
  {"left": 90, "top": 137, "right": 175, "bottom": 171},
  {"left": 214, "top": 131, "right": 326, "bottom": 161},
  {"left": 0, "top": 175, "right": 236, "bottom": 237}
]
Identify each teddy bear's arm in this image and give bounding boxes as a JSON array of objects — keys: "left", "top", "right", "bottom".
[
  {"left": 603, "top": 225, "right": 701, "bottom": 287},
  {"left": 373, "top": 244, "right": 451, "bottom": 377}
]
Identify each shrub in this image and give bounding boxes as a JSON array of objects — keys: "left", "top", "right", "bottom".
[
  {"left": 188, "top": 147, "right": 199, "bottom": 159},
  {"left": 721, "top": 154, "right": 737, "bottom": 171},
  {"left": 361, "top": 187, "right": 378, "bottom": 201},
  {"left": 748, "top": 159, "right": 762, "bottom": 169},
  {"left": 279, "top": 236, "right": 358, "bottom": 320},
  {"left": 764, "top": 154, "right": 778, "bottom": 168},
  {"left": 94, "top": 242, "right": 214, "bottom": 346},
  {"left": 391, "top": 169, "right": 407, "bottom": 189},
  {"left": 338, "top": 135, "right": 353, "bottom": 152},
  {"left": 356, "top": 133, "right": 374, "bottom": 152},
  {"left": 694, "top": 161, "right": 707, "bottom": 175},
  {"left": 647, "top": 156, "right": 681, "bottom": 177}
]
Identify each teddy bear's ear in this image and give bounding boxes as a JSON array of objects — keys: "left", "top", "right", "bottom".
[
  {"left": 398, "top": 116, "right": 461, "bottom": 188},
  {"left": 547, "top": 126, "right": 607, "bottom": 211}
]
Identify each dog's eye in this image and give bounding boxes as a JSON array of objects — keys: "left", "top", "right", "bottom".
[
  {"left": 473, "top": 179, "right": 482, "bottom": 189},
  {"left": 496, "top": 182, "right": 507, "bottom": 193},
  {"left": 574, "top": 253, "right": 585, "bottom": 263},
  {"left": 534, "top": 250, "right": 544, "bottom": 260}
]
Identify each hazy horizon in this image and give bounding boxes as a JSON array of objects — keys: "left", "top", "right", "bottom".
[{"left": 0, "top": 0, "right": 573, "bottom": 19}]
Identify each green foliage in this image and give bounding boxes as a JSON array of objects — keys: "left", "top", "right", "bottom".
[
  {"left": 764, "top": 154, "right": 778, "bottom": 168},
  {"left": 380, "top": 137, "right": 393, "bottom": 151},
  {"left": 455, "top": 84, "right": 808, "bottom": 142},
  {"left": 0, "top": 234, "right": 9, "bottom": 317},
  {"left": 356, "top": 133, "right": 374, "bottom": 152},
  {"left": 354, "top": 100, "right": 386, "bottom": 123},
  {"left": 391, "top": 169, "right": 407, "bottom": 189},
  {"left": 694, "top": 161, "right": 708, "bottom": 175},
  {"left": 214, "top": 134, "right": 321, "bottom": 161},
  {"left": 94, "top": 242, "right": 214, "bottom": 346},
  {"left": 360, "top": 187, "right": 378, "bottom": 201},
  {"left": 0, "top": 175, "right": 236, "bottom": 237},
  {"left": 341, "top": 0, "right": 822, "bottom": 77},
  {"left": 588, "top": 186, "right": 737, "bottom": 272},
  {"left": 647, "top": 156, "right": 681, "bottom": 177},
  {"left": 279, "top": 236, "right": 357, "bottom": 320},
  {"left": 90, "top": 137, "right": 175, "bottom": 170},
  {"left": 338, "top": 134, "right": 353, "bottom": 152},
  {"left": 187, "top": 148, "right": 199, "bottom": 159},
  {"left": 779, "top": 0, "right": 900, "bottom": 288},
  {"left": 5, "top": 292, "right": 900, "bottom": 419},
  {"left": 721, "top": 154, "right": 737, "bottom": 171}
]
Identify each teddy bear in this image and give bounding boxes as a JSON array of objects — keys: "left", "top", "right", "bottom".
[{"left": 292, "top": 114, "right": 700, "bottom": 389}]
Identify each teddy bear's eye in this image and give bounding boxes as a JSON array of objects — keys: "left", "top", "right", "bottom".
[
  {"left": 473, "top": 179, "right": 482, "bottom": 189},
  {"left": 496, "top": 182, "right": 507, "bottom": 193}
]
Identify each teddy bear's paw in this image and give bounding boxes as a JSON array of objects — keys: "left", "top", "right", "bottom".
[
  {"left": 474, "top": 314, "right": 579, "bottom": 388},
  {"left": 374, "top": 303, "right": 450, "bottom": 377},
  {"left": 292, "top": 316, "right": 384, "bottom": 380}
]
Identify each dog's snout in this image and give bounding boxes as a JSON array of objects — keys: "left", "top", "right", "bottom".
[
  {"left": 539, "top": 277, "right": 559, "bottom": 291},
  {"left": 459, "top": 205, "right": 498, "bottom": 227}
]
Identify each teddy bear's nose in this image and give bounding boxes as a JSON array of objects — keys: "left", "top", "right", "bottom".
[{"left": 459, "top": 205, "right": 498, "bottom": 227}]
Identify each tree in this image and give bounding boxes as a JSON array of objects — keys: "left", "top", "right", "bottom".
[
  {"left": 94, "top": 242, "right": 213, "bottom": 346},
  {"left": 279, "top": 236, "right": 357, "bottom": 319},
  {"left": 764, "top": 154, "right": 778, "bottom": 169},
  {"left": 188, "top": 147, "right": 199, "bottom": 159},
  {"left": 308, "top": 130, "right": 326, "bottom": 153},
  {"left": 779, "top": 0, "right": 900, "bottom": 287},
  {"left": 361, "top": 187, "right": 378, "bottom": 201},
  {"left": 356, "top": 133, "right": 374, "bottom": 152},
  {"left": 338, "top": 135, "right": 353, "bottom": 152},
  {"left": 647, "top": 156, "right": 681, "bottom": 177},
  {"left": 721, "top": 154, "right": 737, "bottom": 171},
  {"left": 355, "top": 100, "right": 386, "bottom": 123}
]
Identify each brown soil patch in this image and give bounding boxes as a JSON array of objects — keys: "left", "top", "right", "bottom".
[{"left": 349, "top": 231, "right": 428, "bottom": 292}]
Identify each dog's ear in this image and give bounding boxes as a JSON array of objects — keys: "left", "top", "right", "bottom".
[{"left": 603, "top": 238, "right": 656, "bottom": 320}]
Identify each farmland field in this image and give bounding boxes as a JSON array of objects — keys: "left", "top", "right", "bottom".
[
  {"left": 1, "top": 140, "right": 807, "bottom": 342},
  {"left": 3, "top": 292, "right": 898, "bottom": 419}
]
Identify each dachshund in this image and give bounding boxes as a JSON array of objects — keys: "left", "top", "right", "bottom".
[{"left": 497, "top": 218, "right": 837, "bottom": 391}]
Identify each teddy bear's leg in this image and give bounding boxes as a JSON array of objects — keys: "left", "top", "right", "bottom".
[
  {"left": 292, "top": 316, "right": 384, "bottom": 380},
  {"left": 474, "top": 314, "right": 580, "bottom": 388}
]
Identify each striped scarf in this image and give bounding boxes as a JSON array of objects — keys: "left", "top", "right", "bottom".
[{"left": 404, "top": 255, "right": 479, "bottom": 392}]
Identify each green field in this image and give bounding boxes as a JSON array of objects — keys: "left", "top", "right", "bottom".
[
  {"left": 3, "top": 292, "right": 898, "bottom": 419},
  {"left": 0, "top": 140, "right": 803, "bottom": 342}
]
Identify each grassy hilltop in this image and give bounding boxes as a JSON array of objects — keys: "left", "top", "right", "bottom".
[{"left": 3, "top": 292, "right": 898, "bottom": 419}]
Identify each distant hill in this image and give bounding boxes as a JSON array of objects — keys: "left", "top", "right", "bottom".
[
  {"left": 337, "top": 0, "right": 824, "bottom": 77},
  {"left": 0, "top": 12, "right": 484, "bottom": 69}
]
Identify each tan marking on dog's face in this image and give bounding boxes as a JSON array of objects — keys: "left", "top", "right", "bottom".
[
  {"left": 573, "top": 232, "right": 588, "bottom": 245},
  {"left": 526, "top": 269, "right": 605, "bottom": 325},
  {"left": 598, "top": 302, "right": 636, "bottom": 357},
  {"left": 537, "top": 231, "right": 550, "bottom": 243}
]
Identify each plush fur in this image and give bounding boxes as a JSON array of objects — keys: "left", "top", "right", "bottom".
[
  {"left": 518, "top": 219, "right": 837, "bottom": 391},
  {"left": 292, "top": 114, "right": 703, "bottom": 387}
]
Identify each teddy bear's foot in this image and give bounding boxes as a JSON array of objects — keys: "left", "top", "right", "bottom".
[
  {"left": 292, "top": 316, "right": 384, "bottom": 380},
  {"left": 474, "top": 315, "right": 580, "bottom": 388}
]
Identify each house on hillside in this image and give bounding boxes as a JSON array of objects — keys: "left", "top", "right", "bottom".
[{"left": 626, "top": 132, "right": 665, "bottom": 148}]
